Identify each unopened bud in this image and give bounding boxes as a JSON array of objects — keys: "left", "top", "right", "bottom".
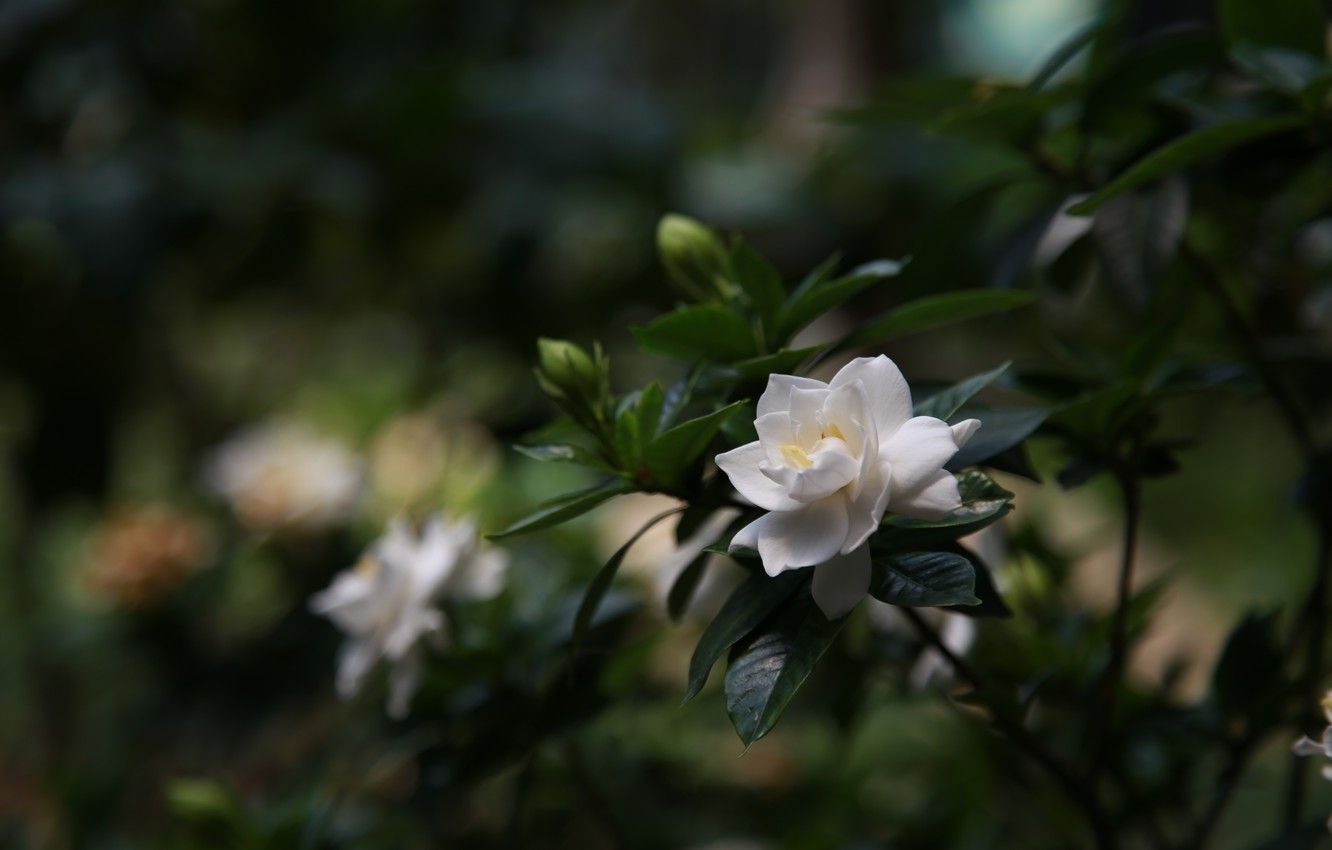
[{"left": 657, "top": 214, "right": 729, "bottom": 301}]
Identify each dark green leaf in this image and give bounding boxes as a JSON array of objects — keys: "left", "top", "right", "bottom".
[
  {"left": 948, "top": 407, "right": 1048, "bottom": 470},
  {"left": 513, "top": 443, "right": 613, "bottom": 472},
  {"left": 777, "top": 258, "right": 905, "bottom": 340},
  {"left": 667, "top": 550, "right": 711, "bottom": 621},
  {"left": 684, "top": 570, "right": 805, "bottom": 702},
  {"left": 573, "top": 508, "right": 683, "bottom": 643},
  {"left": 636, "top": 382, "right": 666, "bottom": 442},
  {"left": 634, "top": 304, "right": 757, "bottom": 363},
  {"left": 724, "top": 590, "right": 847, "bottom": 745},
  {"left": 730, "top": 347, "right": 824, "bottom": 379},
  {"left": 1220, "top": 0, "right": 1326, "bottom": 56},
  {"left": 645, "top": 400, "right": 747, "bottom": 489},
  {"left": 1068, "top": 115, "right": 1306, "bottom": 214},
  {"left": 1028, "top": 20, "right": 1102, "bottom": 89},
  {"left": 614, "top": 404, "right": 641, "bottom": 470},
  {"left": 877, "top": 471, "right": 1014, "bottom": 550},
  {"left": 869, "top": 551, "right": 979, "bottom": 607},
  {"left": 489, "top": 481, "right": 633, "bottom": 539},
  {"left": 915, "top": 362, "right": 1012, "bottom": 421},
  {"left": 846, "top": 290, "right": 1034, "bottom": 348},
  {"left": 939, "top": 543, "right": 1011, "bottom": 618},
  {"left": 1092, "top": 178, "right": 1189, "bottom": 308},
  {"left": 1212, "top": 612, "right": 1284, "bottom": 724},
  {"left": 729, "top": 238, "right": 786, "bottom": 330}
]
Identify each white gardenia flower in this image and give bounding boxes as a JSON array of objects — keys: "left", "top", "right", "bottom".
[
  {"left": 1293, "top": 692, "right": 1332, "bottom": 788},
  {"left": 714, "top": 355, "right": 979, "bottom": 619},
  {"left": 309, "top": 512, "right": 507, "bottom": 719},
  {"left": 204, "top": 421, "right": 363, "bottom": 535}
]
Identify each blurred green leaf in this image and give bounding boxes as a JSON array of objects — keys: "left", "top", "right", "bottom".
[
  {"left": 645, "top": 400, "right": 747, "bottom": 489},
  {"left": 514, "top": 443, "right": 614, "bottom": 472},
  {"left": 685, "top": 570, "right": 805, "bottom": 702},
  {"left": 1092, "top": 178, "right": 1189, "bottom": 307},
  {"left": 845, "top": 290, "right": 1034, "bottom": 348},
  {"left": 946, "top": 407, "right": 1048, "bottom": 470},
  {"left": 490, "top": 481, "right": 633, "bottom": 539},
  {"left": 1219, "top": 0, "right": 1326, "bottom": 56},
  {"left": 724, "top": 590, "right": 846, "bottom": 745},
  {"left": 574, "top": 507, "right": 682, "bottom": 644},
  {"left": 636, "top": 382, "right": 666, "bottom": 442},
  {"left": 729, "top": 238, "right": 786, "bottom": 333},
  {"left": 667, "top": 550, "right": 710, "bottom": 622},
  {"left": 869, "top": 551, "right": 980, "bottom": 607},
  {"left": 1069, "top": 114, "right": 1306, "bottom": 214},
  {"left": 1212, "top": 611, "right": 1284, "bottom": 727},
  {"left": 730, "top": 347, "right": 824, "bottom": 379},
  {"left": 1028, "top": 20, "right": 1102, "bottom": 89},
  {"left": 777, "top": 258, "right": 905, "bottom": 340},
  {"left": 634, "top": 304, "right": 757, "bottom": 363},
  {"left": 914, "top": 362, "right": 1012, "bottom": 421}
]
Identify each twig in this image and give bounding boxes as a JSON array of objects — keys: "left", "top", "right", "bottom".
[
  {"left": 900, "top": 608, "right": 1118, "bottom": 850},
  {"left": 1089, "top": 471, "right": 1142, "bottom": 779}
]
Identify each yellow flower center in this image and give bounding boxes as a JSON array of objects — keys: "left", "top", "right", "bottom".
[{"left": 780, "top": 444, "right": 813, "bottom": 469}]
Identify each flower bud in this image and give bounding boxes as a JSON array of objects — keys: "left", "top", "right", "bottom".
[
  {"left": 535, "top": 338, "right": 610, "bottom": 435},
  {"left": 657, "top": 214, "right": 729, "bottom": 301}
]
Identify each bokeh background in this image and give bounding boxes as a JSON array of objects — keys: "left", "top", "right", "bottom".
[{"left": 2, "top": 0, "right": 1325, "bottom": 847}]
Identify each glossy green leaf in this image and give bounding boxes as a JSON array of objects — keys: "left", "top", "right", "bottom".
[
  {"left": 777, "top": 258, "right": 905, "bottom": 339},
  {"left": 868, "top": 550, "right": 980, "bottom": 607},
  {"left": 947, "top": 407, "right": 1048, "bottom": 470},
  {"left": 684, "top": 570, "right": 806, "bottom": 702},
  {"left": 724, "top": 590, "right": 847, "bottom": 745},
  {"left": 634, "top": 304, "right": 757, "bottom": 363},
  {"left": 1068, "top": 115, "right": 1305, "bottom": 214},
  {"left": 845, "top": 290, "right": 1034, "bottom": 348},
  {"left": 938, "top": 543, "right": 1011, "bottom": 618},
  {"left": 729, "top": 238, "right": 786, "bottom": 329},
  {"left": 877, "top": 471, "right": 1014, "bottom": 550},
  {"left": 573, "top": 508, "right": 683, "bottom": 643},
  {"left": 645, "top": 400, "right": 747, "bottom": 489},
  {"left": 914, "top": 362, "right": 1011, "bottom": 421},
  {"left": 489, "top": 481, "right": 633, "bottom": 539}
]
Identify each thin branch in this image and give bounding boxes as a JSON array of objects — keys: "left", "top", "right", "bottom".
[
  {"left": 1089, "top": 472, "right": 1142, "bottom": 779},
  {"left": 900, "top": 608, "right": 1118, "bottom": 850}
]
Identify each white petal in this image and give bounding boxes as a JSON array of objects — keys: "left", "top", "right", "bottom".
[
  {"left": 386, "top": 651, "right": 424, "bottom": 720},
  {"left": 451, "top": 546, "right": 508, "bottom": 600},
  {"left": 754, "top": 412, "right": 798, "bottom": 466},
  {"left": 716, "top": 442, "right": 802, "bottom": 511},
  {"left": 762, "top": 439, "right": 860, "bottom": 503},
  {"left": 1294, "top": 736, "right": 1326, "bottom": 756},
  {"left": 950, "top": 418, "right": 982, "bottom": 448},
  {"left": 811, "top": 545, "right": 871, "bottom": 618},
  {"left": 821, "top": 381, "right": 870, "bottom": 443},
  {"left": 843, "top": 459, "right": 892, "bottom": 552},
  {"left": 883, "top": 416, "right": 964, "bottom": 494},
  {"left": 733, "top": 498, "right": 849, "bottom": 576},
  {"left": 757, "top": 374, "right": 828, "bottom": 418},
  {"left": 335, "top": 639, "right": 380, "bottom": 700},
  {"left": 788, "top": 387, "right": 829, "bottom": 447},
  {"left": 891, "top": 469, "right": 963, "bottom": 520},
  {"left": 830, "top": 355, "right": 913, "bottom": 435}
]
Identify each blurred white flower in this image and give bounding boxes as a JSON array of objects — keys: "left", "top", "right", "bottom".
[
  {"left": 204, "top": 421, "right": 363, "bottom": 535},
  {"left": 1292, "top": 691, "right": 1332, "bottom": 829},
  {"left": 715, "top": 355, "right": 979, "bottom": 619},
  {"left": 309, "top": 512, "right": 507, "bottom": 719}
]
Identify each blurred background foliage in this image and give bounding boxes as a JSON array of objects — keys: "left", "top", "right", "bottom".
[{"left": 4, "top": 0, "right": 1332, "bottom": 848}]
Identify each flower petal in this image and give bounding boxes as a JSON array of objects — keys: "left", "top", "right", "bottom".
[
  {"left": 335, "top": 639, "right": 379, "bottom": 700},
  {"left": 732, "top": 498, "right": 849, "bottom": 576},
  {"left": 891, "top": 469, "right": 962, "bottom": 520},
  {"left": 757, "top": 374, "right": 828, "bottom": 419},
  {"left": 811, "top": 544, "right": 871, "bottom": 619},
  {"left": 950, "top": 418, "right": 982, "bottom": 448},
  {"left": 843, "top": 459, "right": 892, "bottom": 552},
  {"left": 716, "top": 442, "right": 802, "bottom": 511},
  {"left": 1294, "top": 735, "right": 1326, "bottom": 756},
  {"left": 830, "top": 355, "right": 913, "bottom": 435},
  {"left": 788, "top": 387, "right": 830, "bottom": 447},
  {"left": 386, "top": 650, "right": 424, "bottom": 720},
  {"left": 754, "top": 412, "right": 798, "bottom": 466},
  {"left": 762, "top": 438, "right": 860, "bottom": 503},
  {"left": 450, "top": 546, "right": 508, "bottom": 600},
  {"left": 882, "top": 416, "right": 964, "bottom": 494}
]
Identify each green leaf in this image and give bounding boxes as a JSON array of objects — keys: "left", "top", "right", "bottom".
[
  {"left": 667, "top": 550, "right": 711, "bottom": 621},
  {"left": 1212, "top": 611, "right": 1284, "bottom": 724},
  {"left": 869, "top": 551, "right": 980, "bottom": 608},
  {"left": 1068, "top": 114, "right": 1306, "bottom": 215},
  {"left": 634, "top": 304, "right": 757, "bottom": 363},
  {"left": 489, "top": 481, "right": 633, "bottom": 539},
  {"left": 877, "top": 471, "right": 1014, "bottom": 550},
  {"left": 729, "top": 238, "right": 786, "bottom": 330},
  {"left": 573, "top": 508, "right": 683, "bottom": 644},
  {"left": 1028, "top": 20, "right": 1101, "bottom": 89},
  {"left": 938, "top": 543, "right": 1011, "bottom": 618},
  {"left": 948, "top": 408, "right": 1047, "bottom": 470},
  {"left": 614, "top": 404, "right": 641, "bottom": 470},
  {"left": 513, "top": 443, "right": 614, "bottom": 472},
  {"left": 914, "top": 362, "right": 1012, "bottom": 421},
  {"left": 1091, "top": 178, "right": 1189, "bottom": 306},
  {"left": 777, "top": 258, "right": 905, "bottom": 340},
  {"left": 645, "top": 400, "right": 747, "bottom": 489},
  {"left": 636, "top": 382, "right": 666, "bottom": 441},
  {"left": 730, "top": 347, "right": 824, "bottom": 380},
  {"left": 684, "top": 570, "right": 806, "bottom": 702},
  {"left": 724, "top": 590, "right": 847, "bottom": 745},
  {"left": 1220, "top": 0, "right": 1326, "bottom": 56},
  {"left": 846, "top": 290, "right": 1034, "bottom": 348}
]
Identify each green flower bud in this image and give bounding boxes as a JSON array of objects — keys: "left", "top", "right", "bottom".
[
  {"left": 536, "top": 338, "right": 597, "bottom": 396},
  {"left": 657, "top": 213, "right": 729, "bottom": 301}
]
